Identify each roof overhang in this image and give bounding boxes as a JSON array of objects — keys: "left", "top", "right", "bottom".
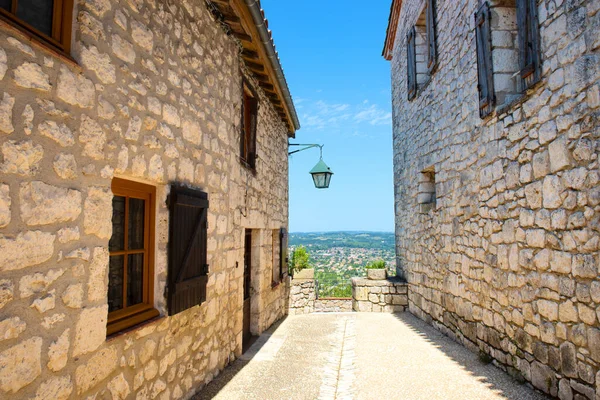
[
  {"left": 382, "top": 0, "right": 403, "bottom": 61},
  {"left": 207, "top": 0, "right": 300, "bottom": 137}
]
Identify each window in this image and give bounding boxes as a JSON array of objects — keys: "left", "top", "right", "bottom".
[
  {"left": 407, "top": 27, "right": 417, "bottom": 100},
  {"left": 272, "top": 228, "right": 288, "bottom": 286},
  {"left": 407, "top": 0, "right": 437, "bottom": 100},
  {"left": 240, "top": 80, "right": 258, "bottom": 169},
  {"left": 475, "top": 0, "right": 541, "bottom": 117},
  {"left": 272, "top": 230, "right": 280, "bottom": 286},
  {"left": 0, "top": 0, "right": 73, "bottom": 55},
  {"left": 417, "top": 168, "right": 436, "bottom": 213},
  {"left": 475, "top": 2, "right": 495, "bottom": 118},
  {"left": 108, "top": 178, "right": 159, "bottom": 335},
  {"left": 516, "top": 0, "right": 541, "bottom": 89},
  {"left": 167, "top": 185, "right": 209, "bottom": 316}
]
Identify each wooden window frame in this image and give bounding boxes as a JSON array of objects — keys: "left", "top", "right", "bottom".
[
  {"left": 0, "top": 0, "right": 74, "bottom": 56},
  {"left": 240, "top": 79, "right": 258, "bottom": 171},
  {"left": 107, "top": 178, "right": 159, "bottom": 336}
]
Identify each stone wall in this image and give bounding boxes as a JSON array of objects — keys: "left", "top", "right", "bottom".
[
  {"left": 314, "top": 299, "right": 353, "bottom": 312},
  {"left": 351, "top": 277, "right": 408, "bottom": 313},
  {"left": 390, "top": 0, "right": 599, "bottom": 398},
  {"left": 288, "top": 279, "right": 315, "bottom": 315},
  {"left": 0, "top": 1, "right": 290, "bottom": 399}
]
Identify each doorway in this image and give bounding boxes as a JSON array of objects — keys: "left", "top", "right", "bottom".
[{"left": 243, "top": 229, "right": 253, "bottom": 350}]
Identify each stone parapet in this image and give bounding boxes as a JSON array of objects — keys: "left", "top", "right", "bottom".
[
  {"left": 351, "top": 277, "right": 408, "bottom": 313},
  {"left": 288, "top": 279, "right": 316, "bottom": 315},
  {"left": 314, "top": 299, "right": 352, "bottom": 312}
]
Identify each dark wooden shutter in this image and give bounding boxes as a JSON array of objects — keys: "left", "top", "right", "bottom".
[
  {"left": 279, "top": 228, "right": 288, "bottom": 280},
  {"left": 475, "top": 2, "right": 495, "bottom": 118},
  {"left": 517, "top": 0, "right": 541, "bottom": 90},
  {"left": 426, "top": 0, "right": 437, "bottom": 73},
  {"left": 167, "top": 185, "right": 209, "bottom": 316},
  {"left": 407, "top": 27, "right": 417, "bottom": 101},
  {"left": 240, "top": 94, "right": 246, "bottom": 160},
  {"left": 248, "top": 97, "right": 258, "bottom": 169}
]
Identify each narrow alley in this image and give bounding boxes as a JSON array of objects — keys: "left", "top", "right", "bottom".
[{"left": 195, "top": 313, "right": 548, "bottom": 400}]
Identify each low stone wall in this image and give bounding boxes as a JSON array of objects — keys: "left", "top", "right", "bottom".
[
  {"left": 314, "top": 299, "right": 352, "bottom": 312},
  {"left": 288, "top": 279, "right": 315, "bottom": 315},
  {"left": 352, "top": 277, "right": 409, "bottom": 313}
]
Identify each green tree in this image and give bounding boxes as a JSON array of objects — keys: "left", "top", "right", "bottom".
[{"left": 291, "top": 246, "right": 311, "bottom": 273}]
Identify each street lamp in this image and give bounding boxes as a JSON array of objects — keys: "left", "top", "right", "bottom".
[{"left": 288, "top": 143, "right": 334, "bottom": 189}]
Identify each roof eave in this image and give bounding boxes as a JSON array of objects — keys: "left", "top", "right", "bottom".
[{"left": 382, "top": 0, "right": 403, "bottom": 61}]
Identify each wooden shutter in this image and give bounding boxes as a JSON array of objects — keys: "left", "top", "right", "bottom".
[
  {"left": 517, "top": 0, "right": 541, "bottom": 90},
  {"left": 168, "top": 185, "right": 209, "bottom": 316},
  {"left": 407, "top": 27, "right": 417, "bottom": 101},
  {"left": 426, "top": 0, "right": 437, "bottom": 73},
  {"left": 279, "top": 228, "right": 288, "bottom": 280},
  {"left": 475, "top": 2, "right": 495, "bottom": 118},
  {"left": 248, "top": 96, "right": 258, "bottom": 169}
]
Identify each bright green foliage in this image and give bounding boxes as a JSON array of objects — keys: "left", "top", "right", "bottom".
[
  {"left": 320, "top": 284, "right": 352, "bottom": 298},
  {"left": 291, "top": 246, "right": 311, "bottom": 273},
  {"left": 366, "top": 259, "right": 386, "bottom": 269},
  {"left": 316, "top": 271, "right": 352, "bottom": 298}
]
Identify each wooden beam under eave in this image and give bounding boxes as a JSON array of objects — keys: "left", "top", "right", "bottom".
[
  {"left": 223, "top": 13, "right": 241, "bottom": 24},
  {"left": 242, "top": 49, "right": 259, "bottom": 60},
  {"left": 252, "top": 72, "right": 270, "bottom": 83},
  {"left": 232, "top": 31, "right": 252, "bottom": 42},
  {"left": 266, "top": 95, "right": 281, "bottom": 105},
  {"left": 231, "top": 0, "right": 296, "bottom": 133},
  {"left": 258, "top": 82, "right": 275, "bottom": 91},
  {"left": 245, "top": 61, "right": 265, "bottom": 72}
]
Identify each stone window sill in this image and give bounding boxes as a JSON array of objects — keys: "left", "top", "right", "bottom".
[
  {"left": 418, "top": 203, "right": 436, "bottom": 214},
  {"left": 239, "top": 157, "right": 257, "bottom": 175}
]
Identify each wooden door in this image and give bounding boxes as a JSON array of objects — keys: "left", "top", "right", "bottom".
[{"left": 243, "top": 229, "right": 252, "bottom": 349}]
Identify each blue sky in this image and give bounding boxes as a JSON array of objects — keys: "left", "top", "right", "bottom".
[{"left": 261, "top": 0, "right": 394, "bottom": 233}]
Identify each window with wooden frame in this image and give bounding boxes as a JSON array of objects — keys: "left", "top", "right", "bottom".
[
  {"left": 108, "top": 178, "right": 159, "bottom": 336},
  {"left": 516, "top": 0, "right": 541, "bottom": 90},
  {"left": 407, "top": 0, "right": 437, "bottom": 101},
  {"left": 271, "top": 230, "right": 280, "bottom": 286},
  {"left": 271, "top": 228, "right": 288, "bottom": 286},
  {"left": 425, "top": 0, "right": 437, "bottom": 74},
  {"left": 0, "top": 0, "right": 73, "bottom": 55},
  {"left": 475, "top": 2, "right": 495, "bottom": 118},
  {"left": 407, "top": 27, "right": 417, "bottom": 101},
  {"left": 167, "top": 185, "right": 209, "bottom": 316},
  {"left": 476, "top": 0, "right": 541, "bottom": 117},
  {"left": 240, "top": 80, "right": 258, "bottom": 170}
]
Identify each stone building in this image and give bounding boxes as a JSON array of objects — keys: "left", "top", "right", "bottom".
[
  {"left": 0, "top": 0, "right": 298, "bottom": 398},
  {"left": 384, "top": 0, "right": 599, "bottom": 398}
]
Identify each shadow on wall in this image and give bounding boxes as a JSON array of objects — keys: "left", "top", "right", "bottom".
[
  {"left": 390, "top": 313, "right": 548, "bottom": 400},
  {"left": 192, "top": 316, "right": 288, "bottom": 399}
]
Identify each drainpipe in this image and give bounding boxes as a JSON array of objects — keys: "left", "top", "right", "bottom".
[{"left": 244, "top": 0, "right": 301, "bottom": 135}]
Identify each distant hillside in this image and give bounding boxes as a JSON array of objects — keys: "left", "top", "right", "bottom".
[{"left": 289, "top": 231, "right": 395, "bottom": 251}]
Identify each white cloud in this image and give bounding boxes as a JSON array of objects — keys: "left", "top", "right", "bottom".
[{"left": 297, "top": 99, "right": 391, "bottom": 130}]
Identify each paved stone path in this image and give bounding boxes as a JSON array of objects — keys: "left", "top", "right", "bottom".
[{"left": 194, "top": 313, "right": 549, "bottom": 400}]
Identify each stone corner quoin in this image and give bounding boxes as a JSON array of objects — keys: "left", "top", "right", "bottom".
[
  {"left": 0, "top": 0, "right": 292, "bottom": 399},
  {"left": 388, "top": 0, "right": 600, "bottom": 399}
]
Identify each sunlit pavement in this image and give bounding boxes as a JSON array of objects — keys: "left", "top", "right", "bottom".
[{"left": 194, "top": 313, "right": 549, "bottom": 400}]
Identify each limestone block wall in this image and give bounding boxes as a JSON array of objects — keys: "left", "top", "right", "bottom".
[
  {"left": 0, "top": 0, "right": 290, "bottom": 399},
  {"left": 351, "top": 277, "right": 408, "bottom": 313},
  {"left": 314, "top": 299, "right": 353, "bottom": 312},
  {"left": 390, "top": 0, "right": 600, "bottom": 398},
  {"left": 288, "top": 279, "right": 315, "bottom": 315}
]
